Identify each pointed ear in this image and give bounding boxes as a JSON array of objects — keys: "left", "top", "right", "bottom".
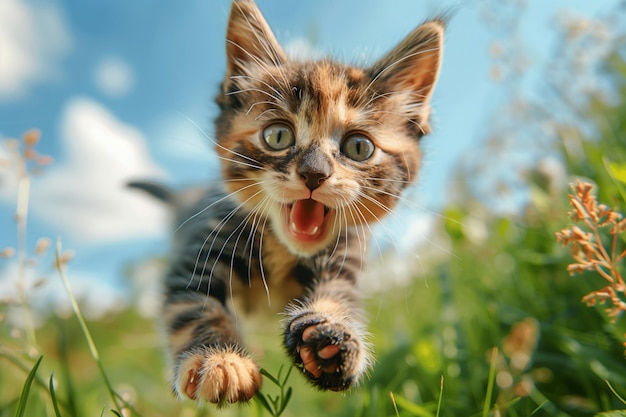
[
  {"left": 225, "top": 0, "right": 287, "bottom": 78},
  {"left": 368, "top": 20, "right": 444, "bottom": 124}
]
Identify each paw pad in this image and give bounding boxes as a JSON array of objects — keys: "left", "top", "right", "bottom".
[{"left": 285, "top": 314, "right": 368, "bottom": 391}]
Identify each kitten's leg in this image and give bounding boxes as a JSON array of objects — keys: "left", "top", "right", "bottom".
[
  {"left": 283, "top": 277, "right": 371, "bottom": 391},
  {"left": 164, "top": 279, "right": 261, "bottom": 404}
]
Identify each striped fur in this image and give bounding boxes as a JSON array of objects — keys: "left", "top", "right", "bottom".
[{"left": 146, "top": 0, "right": 444, "bottom": 405}]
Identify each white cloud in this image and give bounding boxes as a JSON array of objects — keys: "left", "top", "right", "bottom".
[
  {"left": 0, "top": 0, "right": 71, "bottom": 101},
  {"left": 94, "top": 57, "right": 135, "bottom": 98},
  {"left": 30, "top": 97, "right": 169, "bottom": 243}
]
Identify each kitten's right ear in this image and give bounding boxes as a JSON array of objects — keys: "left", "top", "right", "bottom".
[
  {"left": 367, "top": 19, "right": 444, "bottom": 133},
  {"left": 225, "top": 0, "right": 287, "bottom": 79}
]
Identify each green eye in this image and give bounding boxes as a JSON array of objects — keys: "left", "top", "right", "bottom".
[
  {"left": 341, "top": 134, "right": 375, "bottom": 162},
  {"left": 262, "top": 124, "right": 295, "bottom": 150}
]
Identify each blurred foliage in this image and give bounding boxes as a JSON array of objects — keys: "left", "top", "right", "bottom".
[{"left": 3, "top": 3, "right": 626, "bottom": 417}]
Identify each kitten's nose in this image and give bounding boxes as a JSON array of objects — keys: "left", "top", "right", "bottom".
[
  {"left": 300, "top": 171, "right": 329, "bottom": 191},
  {"left": 298, "top": 147, "right": 333, "bottom": 191}
]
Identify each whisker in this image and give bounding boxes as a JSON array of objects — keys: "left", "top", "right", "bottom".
[
  {"left": 257, "top": 199, "right": 273, "bottom": 306},
  {"left": 332, "top": 206, "right": 351, "bottom": 280},
  {"left": 244, "top": 202, "right": 266, "bottom": 285},
  {"left": 220, "top": 178, "right": 259, "bottom": 184},
  {"left": 202, "top": 188, "right": 267, "bottom": 282},
  {"left": 356, "top": 190, "right": 459, "bottom": 260},
  {"left": 345, "top": 197, "right": 383, "bottom": 263},
  {"left": 175, "top": 181, "right": 266, "bottom": 234},
  {"left": 192, "top": 187, "right": 265, "bottom": 295},
  {"left": 356, "top": 191, "right": 395, "bottom": 218},
  {"left": 244, "top": 217, "right": 259, "bottom": 286},
  {"left": 241, "top": 194, "right": 274, "bottom": 297},
  {"left": 352, "top": 193, "right": 401, "bottom": 254},
  {"left": 227, "top": 195, "right": 273, "bottom": 326},
  {"left": 361, "top": 177, "right": 413, "bottom": 185},
  {"left": 342, "top": 198, "right": 365, "bottom": 250},
  {"left": 177, "top": 112, "right": 266, "bottom": 169},
  {"left": 359, "top": 185, "right": 463, "bottom": 226},
  {"left": 215, "top": 155, "right": 266, "bottom": 172},
  {"left": 342, "top": 199, "right": 368, "bottom": 273},
  {"left": 326, "top": 207, "right": 344, "bottom": 263},
  {"left": 190, "top": 203, "right": 245, "bottom": 293},
  {"left": 186, "top": 193, "right": 256, "bottom": 289}
]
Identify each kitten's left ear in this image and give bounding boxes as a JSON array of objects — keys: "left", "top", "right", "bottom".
[
  {"left": 368, "top": 20, "right": 444, "bottom": 130},
  {"left": 225, "top": 0, "right": 287, "bottom": 78}
]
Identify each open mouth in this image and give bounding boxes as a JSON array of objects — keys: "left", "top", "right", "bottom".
[{"left": 283, "top": 199, "right": 332, "bottom": 243}]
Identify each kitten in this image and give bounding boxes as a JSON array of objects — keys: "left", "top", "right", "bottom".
[{"left": 132, "top": 0, "right": 443, "bottom": 406}]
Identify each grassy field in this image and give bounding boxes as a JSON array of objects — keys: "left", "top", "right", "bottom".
[{"left": 1, "top": 168, "right": 626, "bottom": 416}]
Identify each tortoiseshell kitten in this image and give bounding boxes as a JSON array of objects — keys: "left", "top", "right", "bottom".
[{"left": 133, "top": 0, "right": 443, "bottom": 406}]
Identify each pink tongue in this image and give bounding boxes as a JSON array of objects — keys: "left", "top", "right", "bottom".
[{"left": 290, "top": 199, "right": 325, "bottom": 235}]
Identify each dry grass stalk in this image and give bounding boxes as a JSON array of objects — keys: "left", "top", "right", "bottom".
[
  {"left": 1, "top": 129, "right": 55, "bottom": 349},
  {"left": 556, "top": 180, "right": 626, "bottom": 348}
]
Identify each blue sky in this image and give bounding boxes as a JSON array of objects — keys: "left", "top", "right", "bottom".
[{"left": 0, "top": 0, "right": 621, "bottom": 315}]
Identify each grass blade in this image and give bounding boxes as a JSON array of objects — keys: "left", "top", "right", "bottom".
[
  {"left": 254, "top": 391, "right": 274, "bottom": 416},
  {"left": 390, "top": 392, "right": 435, "bottom": 417},
  {"left": 606, "top": 380, "right": 626, "bottom": 406},
  {"left": 390, "top": 392, "right": 401, "bottom": 417},
  {"left": 529, "top": 400, "right": 548, "bottom": 416},
  {"left": 276, "top": 387, "right": 292, "bottom": 416},
  {"left": 259, "top": 368, "right": 281, "bottom": 386},
  {"left": 436, "top": 375, "right": 444, "bottom": 417},
  {"left": 1, "top": 351, "right": 53, "bottom": 398},
  {"left": 482, "top": 347, "right": 498, "bottom": 417},
  {"left": 49, "top": 373, "right": 64, "bottom": 417},
  {"left": 596, "top": 412, "right": 626, "bottom": 417},
  {"left": 281, "top": 365, "right": 293, "bottom": 386},
  {"left": 54, "top": 239, "right": 122, "bottom": 413},
  {"left": 14, "top": 355, "right": 43, "bottom": 417}
]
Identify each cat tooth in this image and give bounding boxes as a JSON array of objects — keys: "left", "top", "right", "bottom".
[
  {"left": 290, "top": 222, "right": 319, "bottom": 236},
  {"left": 301, "top": 226, "right": 319, "bottom": 236}
]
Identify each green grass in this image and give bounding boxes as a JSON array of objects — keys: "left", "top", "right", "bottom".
[
  {"left": 1, "top": 190, "right": 626, "bottom": 416},
  {"left": 2, "top": 158, "right": 626, "bottom": 416}
]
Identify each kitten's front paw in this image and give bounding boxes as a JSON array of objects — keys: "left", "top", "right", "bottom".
[
  {"left": 284, "top": 313, "right": 370, "bottom": 391},
  {"left": 175, "top": 347, "right": 261, "bottom": 405}
]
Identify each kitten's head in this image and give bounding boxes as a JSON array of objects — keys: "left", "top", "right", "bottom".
[{"left": 215, "top": 0, "right": 444, "bottom": 256}]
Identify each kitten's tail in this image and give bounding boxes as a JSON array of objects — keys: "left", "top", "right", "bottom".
[
  {"left": 127, "top": 180, "right": 175, "bottom": 204},
  {"left": 127, "top": 180, "right": 214, "bottom": 213}
]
